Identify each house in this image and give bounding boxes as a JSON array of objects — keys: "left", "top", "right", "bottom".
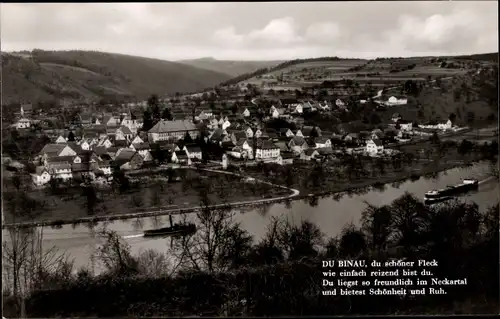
[
  {"left": 418, "top": 119, "right": 453, "bottom": 131},
  {"left": 280, "top": 128, "right": 294, "bottom": 138},
  {"left": 386, "top": 96, "right": 408, "bottom": 105},
  {"left": 131, "top": 143, "right": 153, "bottom": 161},
  {"left": 255, "top": 140, "right": 280, "bottom": 160},
  {"left": 183, "top": 145, "right": 203, "bottom": 161},
  {"left": 366, "top": 139, "right": 384, "bottom": 155},
  {"left": 15, "top": 118, "right": 31, "bottom": 130},
  {"left": 79, "top": 113, "right": 93, "bottom": 127},
  {"left": 335, "top": 99, "right": 345, "bottom": 108},
  {"left": 39, "top": 144, "right": 77, "bottom": 159},
  {"left": 221, "top": 119, "right": 231, "bottom": 130},
  {"left": 116, "top": 126, "right": 134, "bottom": 141},
  {"left": 270, "top": 105, "right": 278, "bottom": 116},
  {"left": 242, "top": 126, "right": 254, "bottom": 138},
  {"left": 102, "top": 115, "right": 121, "bottom": 127},
  {"left": 300, "top": 149, "right": 320, "bottom": 161},
  {"left": 98, "top": 160, "right": 112, "bottom": 175},
  {"left": 97, "top": 137, "right": 114, "bottom": 149},
  {"left": 148, "top": 120, "right": 199, "bottom": 143},
  {"left": 55, "top": 135, "right": 67, "bottom": 144},
  {"left": 290, "top": 103, "right": 303, "bottom": 114},
  {"left": 280, "top": 152, "right": 295, "bottom": 165},
  {"left": 397, "top": 120, "right": 413, "bottom": 132},
  {"left": 231, "top": 131, "right": 247, "bottom": 145},
  {"left": 314, "top": 137, "right": 331, "bottom": 148},
  {"left": 242, "top": 108, "right": 251, "bottom": 117},
  {"left": 47, "top": 163, "right": 73, "bottom": 181},
  {"left": 171, "top": 150, "right": 191, "bottom": 165},
  {"left": 288, "top": 136, "right": 308, "bottom": 154},
  {"left": 130, "top": 135, "right": 144, "bottom": 145},
  {"left": 392, "top": 113, "right": 402, "bottom": 122},
  {"left": 31, "top": 167, "right": 51, "bottom": 186},
  {"left": 254, "top": 128, "right": 263, "bottom": 139},
  {"left": 293, "top": 129, "right": 304, "bottom": 137},
  {"left": 78, "top": 139, "right": 91, "bottom": 151},
  {"left": 113, "top": 149, "right": 144, "bottom": 170}
]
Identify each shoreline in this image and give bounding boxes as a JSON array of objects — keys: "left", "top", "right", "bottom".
[{"left": 2, "top": 159, "right": 490, "bottom": 229}]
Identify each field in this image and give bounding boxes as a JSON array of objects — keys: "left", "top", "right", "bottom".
[
  {"left": 3, "top": 168, "right": 291, "bottom": 224},
  {"left": 240, "top": 58, "right": 472, "bottom": 89}
]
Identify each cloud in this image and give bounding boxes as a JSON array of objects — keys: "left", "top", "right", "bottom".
[
  {"left": 1, "top": 2, "right": 497, "bottom": 60},
  {"left": 305, "top": 22, "right": 342, "bottom": 44}
]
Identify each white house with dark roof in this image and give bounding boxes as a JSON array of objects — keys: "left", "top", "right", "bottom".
[
  {"left": 171, "top": 150, "right": 191, "bottom": 165},
  {"left": 31, "top": 167, "right": 51, "bottom": 186},
  {"left": 148, "top": 120, "right": 199, "bottom": 143},
  {"left": 39, "top": 144, "right": 77, "bottom": 159},
  {"left": 288, "top": 136, "right": 308, "bottom": 154},
  {"left": 255, "top": 140, "right": 280, "bottom": 160},
  {"left": 366, "top": 139, "right": 384, "bottom": 156},
  {"left": 183, "top": 145, "right": 203, "bottom": 160}
]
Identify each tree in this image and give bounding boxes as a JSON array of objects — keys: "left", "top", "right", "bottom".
[
  {"left": 369, "top": 113, "right": 382, "bottom": 125},
  {"left": 161, "top": 108, "right": 173, "bottom": 120},
  {"left": 430, "top": 132, "right": 440, "bottom": 145},
  {"left": 67, "top": 131, "right": 75, "bottom": 142},
  {"left": 183, "top": 131, "right": 193, "bottom": 144},
  {"left": 467, "top": 111, "right": 476, "bottom": 125},
  {"left": 169, "top": 201, "right": 253, "bottom": 273},
  {"left": 142, "top": 109, "right": 154, "bottom": 131}
]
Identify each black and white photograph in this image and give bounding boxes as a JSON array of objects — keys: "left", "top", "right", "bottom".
[{"left": 1, "top": 1, "right": 499, "bottom": 317}]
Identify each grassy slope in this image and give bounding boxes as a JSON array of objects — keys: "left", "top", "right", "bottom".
[
  {"left": 178, "top": 57, "right": 284, "bottom": 77},
  {"left": 2, "top": 50, "right": 232, "bottom": 104}
]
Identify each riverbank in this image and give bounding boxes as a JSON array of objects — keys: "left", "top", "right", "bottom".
[{"left": 4, "top": 157, "right": 491, "bottom": 230}]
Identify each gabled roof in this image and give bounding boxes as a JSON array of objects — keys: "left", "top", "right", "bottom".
[
  {"left": 149, "top": 120, "right": 197, "bottom": 133},
  {"left": 314, "top": 137, "right": 330, "bottom": 144},
  {"left": 290, "top": 136, "right": 306, "bottom": 146},
  {"left": 174, "top": 150, "right": 189, "bottom": 159},
  {"left": 115, "top": 149, "right": 137, "bottom": 161},
  {"left": 46, "top": 156, "right": 76, "bottom": 164},
  {"left": 304, "top": 149, "right": 318, "bottom": 156},
  {"left": 185, "top": 145, "right": 202, "bottom": 153},
  {"left": 256, "top": 139, "right": 278, "bottom": 150},
  {"left": 133, "top": 143, "right": 150, "bottom": 150},
  {"left": 119, "top": 126, "right": 133, "bottom": 135},
  {"left": 39, "top": 144, "right": 67, "bottom": 156},
  {"left": 66, "top": 142, "right": 83, "bottom": 154}
]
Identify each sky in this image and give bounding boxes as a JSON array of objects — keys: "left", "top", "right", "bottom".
[{"left": 1, "top": 1, "right": 498, "bottom": 61}]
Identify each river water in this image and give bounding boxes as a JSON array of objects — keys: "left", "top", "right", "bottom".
[{"left": 14, "top": 162, "right": 500, "bottom": 272}]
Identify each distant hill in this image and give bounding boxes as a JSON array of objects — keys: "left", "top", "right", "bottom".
[
  {"left": 449, "top": 53, "right": 498, "bottom": 62},
  {"left": 1, "top": 50, "right": 232, "bottom": 105},
  {"left": 178, "top": 57, "right": 284, "bottom": 77}
]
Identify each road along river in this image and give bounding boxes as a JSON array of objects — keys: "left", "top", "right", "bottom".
[{"left": 7, "top": 161, "right": 499, "bottom": 272}]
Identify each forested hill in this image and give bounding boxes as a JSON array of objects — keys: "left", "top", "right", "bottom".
[{"left": 2, "top": 50, "right": 232, "bottom": 104}]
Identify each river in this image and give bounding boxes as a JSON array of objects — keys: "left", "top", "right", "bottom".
[{"left": 13, "top": 162, "right": 500, "bottom": 272}]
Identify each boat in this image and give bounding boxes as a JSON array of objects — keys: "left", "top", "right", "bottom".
[
  {"left": 424, "top": 196, "right": 454, "bottom": 205},
  {"left": 143, "top": 223, "right": 197, "bottom": 237},
  {"left": 143, "top": 214, "right": 196, "bottom": 237},
  {"left": 424, "top": 179, "right": 479, "bottom": 199}
]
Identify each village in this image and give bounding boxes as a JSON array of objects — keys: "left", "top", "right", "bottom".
[{"left": 4, "top": 81, "right": 468, "bottom": 189}]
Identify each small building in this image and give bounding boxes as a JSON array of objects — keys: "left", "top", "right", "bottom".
[
  {"left": 15, "top": 118, "right": 31, "bottom": 130},
  {"left": 366, "top": 139, "right": 384, "bottom": 156},
  {"left": 171, "top": 150, "right": 191, "bottom": 165},
  {"left": 31, "top": 166, "right": 51, "bottom": 186},
  {"left": 314, "top": 137, "right": 331, "bottom": 149},
  {"left": 255, "top": 140, "right": 280, "bottom": 160},
  {"left": 183, "top": 145, "right": 203, "bottom": 161},
  {"left": 300, "top": 149, "right": 320, "bottom": 161},
  {"left": 288, "top": 136, "right": 308, "bottom": 154},
  {"left": 114, "top": 149, "right": 144, "bottom": 170}
]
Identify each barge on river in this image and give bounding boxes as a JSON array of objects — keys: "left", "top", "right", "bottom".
[
  {"left": 424, "top": 179, "right": 479, "bottom": 201},
  {"left": 143, "top": 214, "right": 197, "bottom": 237}
]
